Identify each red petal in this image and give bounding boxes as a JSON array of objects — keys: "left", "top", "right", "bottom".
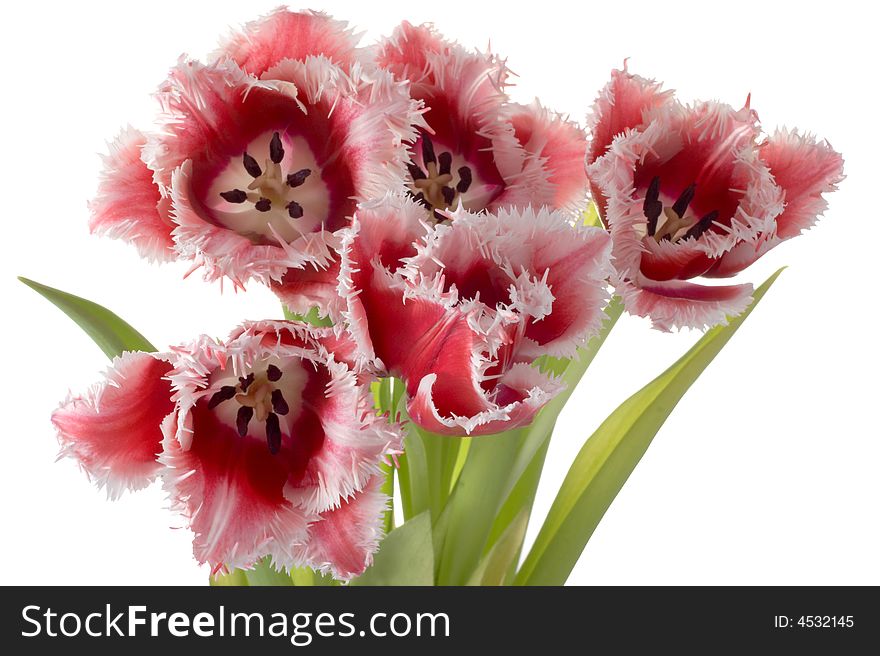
[
  {"left": 161, "top": 404, "right": 309, "bottom": 571},
  {"left": 53, "top": 352, "right": 173, "bottom": 498},
  {"left": 88, "top": 128, "right": 175, "bottom": 263},
  {"left": 508, "top": 101, "right": 589, "bottom": 212},
  {"left": 620, "top": 274, "right": 754, "bottom": 332},
  {"left": 297, "top": 476, "right": 388, "bottom": 580},
  {"left": 271, "top": 257, "right": 342, "bottom": 320},
  {"left": 758, "top": 128, "right": 845, "bottom": 239},
  {"left": 215, "top": 9, "right": 360, "bottom": 77}
]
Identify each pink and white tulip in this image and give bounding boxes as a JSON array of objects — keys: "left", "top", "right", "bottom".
[
  {"left": 375, "top": 22, "right": 588, "bottom": 218},
  {"left": 339, "top": 195, "right": 612, "bottom": 435},
  {"left": 90, "top": 10, "right": 425, "bottom": 319},
  {"left": 52, "top": 322, "right": 402, "bottom": 579},
  {"left": 587, "top": 66, "right": 844, "bottom": 331}
]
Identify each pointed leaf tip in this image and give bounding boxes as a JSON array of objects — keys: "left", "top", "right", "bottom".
[{"left": 19, "top": 276, "right": 155, "bottom": 359}]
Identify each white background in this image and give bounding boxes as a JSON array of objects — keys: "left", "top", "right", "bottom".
[{"left": 1, "top": 0, "right": 876, "bottom": 585}]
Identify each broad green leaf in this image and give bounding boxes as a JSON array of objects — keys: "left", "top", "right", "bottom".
[
  {"left": 466, "top": 509, "right": 529, "bottom": 586},
  {"left": 435, "top": 427, "right": 527, "bottom": 585},
  {"left": 483, "top": 298, "right": 624, "bottom": 554},
  {"left": 435, "top": 299, "right": 624, "bottom": 585},
  {"left": 350, "top": 511, "right": 434, "bottom": 586},
  {"left": 515, "top": 269, "right": 784, "bottom": 586},
  {"left": 19, "top": 277, "right": 155, "bottom": 358}
]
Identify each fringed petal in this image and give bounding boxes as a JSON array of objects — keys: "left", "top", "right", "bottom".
[
  {"left": 758, "top": 128, "right": 845, "bottom": 239},
  {"left": 214, "top": 8, "right": 360, "bottom": 77},
  {"left": 271, "top": 258, "right": 343, "bottom": 320},
  {"left": 294, "top": 476, "right": 388, "bottom": 581},
  {"left": 143, "top": 57, "right": 271, "bottom": 189},
  {"left": 507, "top": 100, "right": 589, "bottom": 213},
  {"left": 407, "top": 362, "right": 563, "bottom": 436},
  {"left": 160, "top": 404, "right": 311, "bottom": 572},
  {"left": 375, "top": 22, "right": 551, "bottom": 212},
  {"left": 88, "top": 127, "right": 176, "bottom": 263},
  {"left": 586, "top": 66, "right": 673, "bottom": 211},
  {"left": 619, "top": 274, "right": 754, "bottom": 332},
  {"left": 338, "top": 195, "right": 431, "bottom": 365},
  {"left": 402, "top": 205, "right": 613, "bottom": 359},
  {"left": 52, "top": 351, "right": 174, "bottom": 499}
]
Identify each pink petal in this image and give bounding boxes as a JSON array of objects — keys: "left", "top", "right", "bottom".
[
  {"left": 507, "top": 101, "right": 589, "bottom": 212},
  {"left": 703, "top": 235, "right": 780, "bottom": 278},
  {"left": 758, "top": 128, "right": 845, "bottom": 239},
  {"left": 403, "top": 206, "right": 613, "bottom": 359},
  {"left": 296, "top": 476, "right": 388, "bottom": 580},
  {"left": 587, "top": 66, "right": 672, "bottom": 210},
  {"left": 503, "top": 209, "right": 613, "bottom": 358},
  {"left": 338, "top": 195, "right": 431, "bottom": 363},
  {"left": 344, "top": 217, "right": 560, "bottom": 435},
  {"left": 619, "top": 274, "right": 754, "bottom": 332},
  {"left": 589, "top": 103, "right": 782, "bottom": 286},
  {"left": 52, "top": 352, "right": 174, "bottom": 498},
  {"left": 88, "top": 128, "right": 175, "bottom": 263},
  {"left": 270, "top": 257, "right": 342, "bottom": 320},
  {"left": 408, "top": 362, "right": 563, "bottom": 436},
  {"left": 638, "top": 236, "right": 716, "bottom": 281},
  {"left": 160, "top": 403, "right": 310, "bottom": 571},
  {"left": 214, "top": 9, "right": 360, "bottom": 77},
  {"left": 373, "top": 21, "right": 448, "bottom": 79}
]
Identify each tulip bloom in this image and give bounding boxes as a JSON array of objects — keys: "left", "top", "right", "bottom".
[
  {"left": 587, "top": 67, "right": 844, "bottom": 330},
  {"left": 89, "top": 10, "right": 425, "bottom": 318},
  {"left": 375, "top": 22, "right": 588, "bottom": 218},
  {"left": 52, "top": 322, "right": 402, "bottom": 579},
  {"left": 339, "top": 195, "right": 611, "bottom": 435}
]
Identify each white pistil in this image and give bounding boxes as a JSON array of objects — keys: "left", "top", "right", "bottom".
[
  {"left": 235, "top": 374, "right": 274, "bottom": 423},
  {"left": 654, "top": 207, "right": 699, "bottom": 242},
  {"left": 414, "top": 161, "right": 455, "bottom": 209}
]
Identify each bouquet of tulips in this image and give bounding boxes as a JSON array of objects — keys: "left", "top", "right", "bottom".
[{"left": 24, "top": 9, "right": 843, "bottom": 586}]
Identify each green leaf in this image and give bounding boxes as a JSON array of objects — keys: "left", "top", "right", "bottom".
[
  {"left": 515, "top": 269, "right": 785, "bottom": 586},
  {"left": 482, "top": 298, "right": 624, "bottom": 556},
  {"left": 19, "top": 277, "right": 155, "bottom": 358},
  {"left": 581, "top": 201, "right": 602, "bottom": 228},
  {"left": 434, "top": 299, "right": 624, "bottom": 585},
  {"left": 466, "top": 509, "right": 530, "bottom": 586},
  {"left": 350, "top": 511, "right": 435, "bottom": 586},
  {"left": 282, "top": 304, "right": 334, "bottom": 326},
  {"left": 435, "top": 427, "right": 527, "bottom": 585},
  {"left": 396, "top": 433, "right": 429, "bottom": 522}
]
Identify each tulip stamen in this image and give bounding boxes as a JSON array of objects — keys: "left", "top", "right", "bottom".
[
  {"left": 208, "top": 365, "right": 291, "bottom": 454},
  {"left": 219, "top": 132, "right": 318, "bottom": 231},
  {"left": 407, "top": 133, "right": 474, "bottom": 217},
  {"left": 644, "top": 179, "right": 719, "bottom": 243}
]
